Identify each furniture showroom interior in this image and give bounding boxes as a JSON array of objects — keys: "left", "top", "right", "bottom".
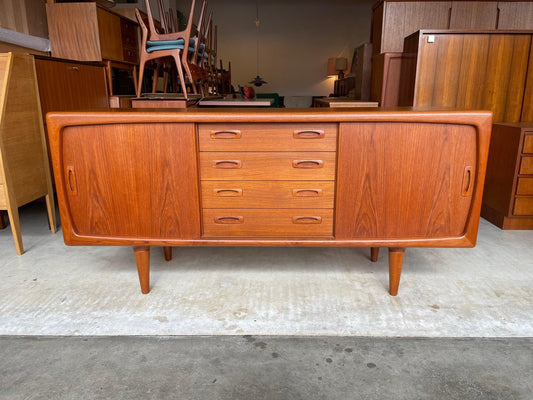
[{"left": 0, "top": 0, "right": 532, "bottom": 398}]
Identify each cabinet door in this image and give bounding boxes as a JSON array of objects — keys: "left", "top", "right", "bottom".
[
  {"left": 98, "top": 7, "right": 124, "bottom": 62},
  {"left": 59, "top": 123, "right": 200, "bottom": 240},
  {"left": 335, "top": 122, "right": 477, "bottom": 239},
  {"left": 449, "top": 1, "right": 498, "bottom": 29}
]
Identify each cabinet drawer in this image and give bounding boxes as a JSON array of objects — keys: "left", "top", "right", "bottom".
[
  {"left": 524, "top": 134, "right": 533, "bottom": 154},
  {"left": 516, "top": 177, "right": 533, "bottom": 195},
  {"left": 513, "top": 197, "right": 533, "bottom": 216},
  {"left": 200, "top": 152, "right": 336, "bottom": 180},
  {"left": 0, "top": 184, "right": 6, "bottom": 208},
  {"left": 519, "top": 157, "right": 533, "bottom": 174},
  {"left": 201, "top": 181, "right": 335, "bottom": 209},
  {"left": 198, "top": 123, "right": 337, "bottom": 151},
  {"left": 203, "top": 209, "right": 333, "bottom": 237}
]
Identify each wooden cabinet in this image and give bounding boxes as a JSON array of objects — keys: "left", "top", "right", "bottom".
[
  {"left": 46, "top": 109, "right": 492, "bottom": 295},
  {"left": 0, "top": 53, "right": 57, "bottom": 255},
  {"left": 482, "top": 123, "right": 533, "bottom": 229},
  {"left": 399, "top": 30, "right": 533, "bottom": 123},
  {"left": 45, "top": 3, "right": 139, "bottom": 64},
  {"left": 372, "top": 1, "right": 533, "bottom": 55},
  {"left": 34, "top": 57, "right": 109, "bottom": 116}
]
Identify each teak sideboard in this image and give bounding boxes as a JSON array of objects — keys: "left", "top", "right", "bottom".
[{"left": 46, "top": 109, "right": 492, "bottom": 295}]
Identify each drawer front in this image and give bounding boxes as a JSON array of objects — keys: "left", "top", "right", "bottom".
[
  {"left": 198, "top": 123, "right": 338, "bottom": 151},
  {"left": 203, "top": 209, "right": 334, "bottom": 237},
  {"left": 519, "top": 156, "right": 533, "bottom": 174},
  {"left": 201, "top": 181, "right": 335, "bottom": 209},
  {"left": 516, "top": 177, "right": 533, "bottom": 195},
  {"left": 200, "top": 152, "right": 336, "bottom": 180},
  {"left": 0, "top": 184, "right": 6, "bottom": 208},
  {"left": 513, "top": 197, "right": 533, "bottom": 216},
  {"left": 523, "top": 134, "right": 533, "bottom": 154}
]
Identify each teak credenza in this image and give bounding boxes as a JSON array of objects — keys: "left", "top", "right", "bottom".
[{"left": 46, "top": 109, "right": 492, "bottom": 295}]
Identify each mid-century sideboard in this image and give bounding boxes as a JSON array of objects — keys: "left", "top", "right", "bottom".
[{"left": 46, "top": 108, "right": 492, "bottom": 295}]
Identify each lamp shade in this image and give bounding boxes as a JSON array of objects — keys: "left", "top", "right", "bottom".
[{"left": 327, "top": 57, "right": 349, "bottom": 77}]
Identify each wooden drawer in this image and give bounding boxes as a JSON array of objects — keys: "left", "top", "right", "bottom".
[
  {"left": 513, "top": 197, "right": 533, "bottom": 215},
  {"left": 519, "top": 156, "right": 533, "bottom": 174},
  {"left": 200, "top": 152, "right": 336, "bottom": 181},
  {"left": 198, "top": 123, "right": 337, "bottom": 151},
  {"left": 516, "top": 177, "right": 533, "bottom": 195},
  {"left": 0, "top": 184, "right": 6, "bottom": 208},
  {"left": 202, "top": 209, "right": 334, "bottom": 237},
  {"left": 524, "top": 134, "right": 533, "bottom": 154},
  {"left": 201, "top": 181, "right": 334, "bottom": 209}
]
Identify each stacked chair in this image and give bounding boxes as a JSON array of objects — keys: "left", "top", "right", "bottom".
[{"left": 135, "top": 0, "right": 228, "bottom": 99}]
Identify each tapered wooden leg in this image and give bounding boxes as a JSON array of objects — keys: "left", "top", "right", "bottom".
[
  {"left": 134, "top": 246, "right": 150, "bottom": 294},
  {"left": 163, "top": 246, "right": 172, "bottom": 261},
  {"left": 388, "top": 247, "right": 405, "bottom": 296},
  {"left": 7, "top": 206, "right": 23, "bottom": 255},
  {"left": 370, "top": 247, "right": 379, "bottom": 262},
  {"left": 45, "top": 194, "right": 57, "bottom": 234},
  {"left": 0, "top": 211, "right": 6, "bottom": 229}
]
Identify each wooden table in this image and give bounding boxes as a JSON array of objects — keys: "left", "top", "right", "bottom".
[{"left": 46, "top": 108, "right": 491, "bottom": 295}]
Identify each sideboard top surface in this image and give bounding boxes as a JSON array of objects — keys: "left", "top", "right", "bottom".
[{"left": 46, "top": 108, "right": 493, "bottom": 127}]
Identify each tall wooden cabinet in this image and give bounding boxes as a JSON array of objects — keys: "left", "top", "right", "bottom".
[{"left": 0, "top": 53, "right": 57, "bottom": 255}]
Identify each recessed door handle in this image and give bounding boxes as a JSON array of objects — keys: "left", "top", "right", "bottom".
[
  {"left": 293, "top": 130, "right": 325, "bottom": 139},
  {"left": 210, "top": 130, "right": 242, "bottom": 139},
  {"left": 213, "top": 160, "right": 242, "bottom": 168},
  {"left": 292, "top": 216, "right": 322, "bottom": 224},
  {"left": 214, "top": 188, "right": 243, "bottom": 197},
  {"left": 214, "top": 216, "right": 244, "bottom": 224},
  {"left": 462, "top": 166, "right": 474, "bottom": 196},
  {"left": 292, "top": 189, "right": 322, "bottom": 197},
  {"left": 66, "top": 165, "right": 77, "bottom": 195},
  {"left": 292, "top": 160, "right": 323, "bottom": 168}
]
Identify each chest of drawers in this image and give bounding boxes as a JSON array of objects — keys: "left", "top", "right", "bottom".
[
  {"left": 482, "top": 123, "right": 533, "bottom": 229},
  {"left": 46, "top": 109, "right": 492, "bottom": 296}
]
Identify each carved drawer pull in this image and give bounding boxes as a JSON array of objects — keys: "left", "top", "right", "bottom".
[
  {"left": 70, "top": 66, "right": 79, "bottom": 71},
  {"left": 293, "top": 129, "right": 325, "bottom": 139},
  {"left": 292, "top": 189, "right": 322, "bottom": 197},
  {"left": 213, "top": 160, "right": 242, "bottom": 168},
  {"left": 292, "top": 160, "right": 323, "bottom": 168},
  {"left": 292, "top": 216, "right": 322, "bottom": 224},
  {"left": 210, "top": 130, "right": 242, "bottom": 139},
  {"left": 214, "top": 188, "right": 243, "bottom": 197},
  {"left": 214, "top": 216, "right": 244, "bottom": 224},
  {"left": 462, "top": 166, "right": 474, "bottom": 196},
  {"left": 66, "top": 165, "right": 77, "bottom": 195}
]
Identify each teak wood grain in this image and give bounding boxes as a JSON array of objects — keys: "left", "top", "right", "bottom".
[{"left": 46, "top": 109, "right": 492, "bottom": 295}]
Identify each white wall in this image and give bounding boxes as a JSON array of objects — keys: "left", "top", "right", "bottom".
[{"left": 176, "top": 0, "right": 374, "bottom": 97}]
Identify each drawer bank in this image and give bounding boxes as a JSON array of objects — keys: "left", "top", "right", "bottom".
[{"left": 46, "top": 109, "right": 492, "bottom": 295}]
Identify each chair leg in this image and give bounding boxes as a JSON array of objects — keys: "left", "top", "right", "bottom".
[
  {"left": 152, "top": 63, "right": 160, "bottom": 93},
  {"left": 182, "top": 63, "right": 198, "bottom": 95},
  {"left": 136, "top": 59, "right": 147, "bottom": 98},
  {"left": 172, "top": 53, "right": 188, "bottom": 99}
]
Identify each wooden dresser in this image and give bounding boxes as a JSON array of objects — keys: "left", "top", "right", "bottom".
[
  {"left": 46, "top": 109, "right": 492, "bottom": 296},
  {"left": 482, "top": 123, "right": 533, "bottom": 229}
]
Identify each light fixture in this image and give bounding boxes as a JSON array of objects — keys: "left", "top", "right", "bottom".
[
  {"left": 249, "top": 0, "right": 267, "bottom": 87},
  {"left": 327, "top": 57, "right": 348, "bottom": 79}
]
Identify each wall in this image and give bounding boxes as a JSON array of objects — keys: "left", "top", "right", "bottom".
[{"left": 176, "top": 0, "right": 374, "bottom": 97}]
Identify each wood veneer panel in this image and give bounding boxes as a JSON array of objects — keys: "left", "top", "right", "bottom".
[
  {"left": 520, "top": 157, "right": 533, "bottom": 174},
  {"left": 482, "top": 124, "right": 522, "bottom": 217},
  {"left": 516, "top": 178, "right": 533, "bottom": 195},
  {"left": 497, "top": 2, "right": 533, "bottom": 29},
  {"left": 335, "top": 122, "right": 477, "bottom": 239},
  {"left": 379, "top": 1, "right": 451, "bottom": 54},
  {"left": 46, "top": 3, "right": 101, "bottom": 61},
  {"left": 449, "top": 1, "right": 498, "bottom": 29},
  {"left": 412, "top": 32, "right": 531, "bottom": 123},
  {"left": 521, "top": 44, "right": 533, "bottom": 122},
  {"left": 97, "top": 7, "right": 123, "bottom": 62},
  {"left": 60, "top": 123, "right": 200, "bottom": 240},
  {"left": 513, "top": 198, "right": 533, "bottom": 215}
]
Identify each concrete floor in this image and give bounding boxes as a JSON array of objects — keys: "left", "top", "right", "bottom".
[
  {"left": 1, "top": 203, "right": 533, "bottom": 398},
  {"left": 1, "top": 336, "right": 532, "bottom": 399},
  {"left": 1, "top": 202, "right": 532, "bottom": 337}
]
